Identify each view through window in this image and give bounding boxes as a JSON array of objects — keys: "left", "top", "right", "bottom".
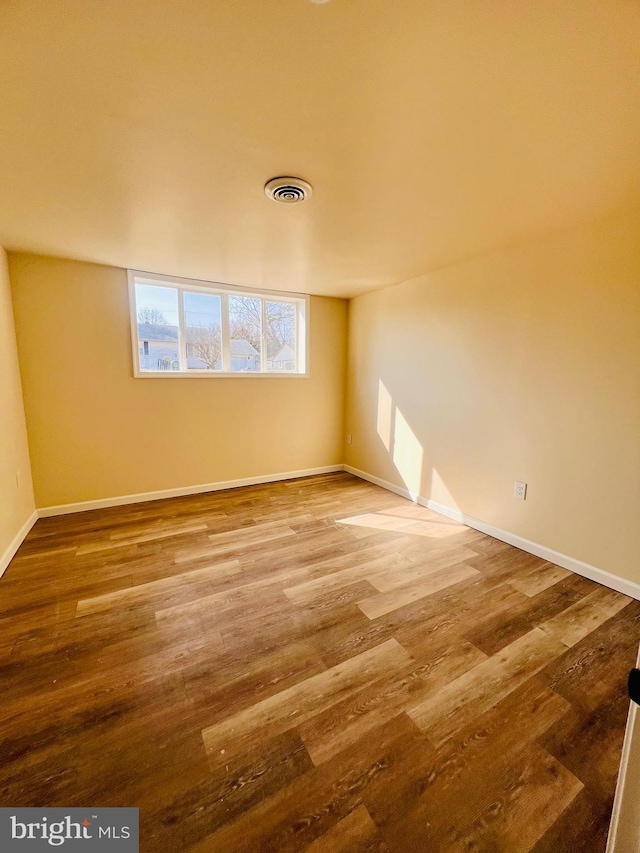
[{"left": 130, "top": 273, "right": 307, "bottom": 376}]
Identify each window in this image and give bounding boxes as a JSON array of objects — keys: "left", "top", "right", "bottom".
[{"left": 129, "top": 272, "right": 308, "bottom": 377}]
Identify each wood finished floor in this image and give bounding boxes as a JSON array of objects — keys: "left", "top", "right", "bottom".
[{"left": 1, "top": 472, "right": 639, "bottom": 852}]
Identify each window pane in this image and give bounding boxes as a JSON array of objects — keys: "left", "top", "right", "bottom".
[
  {"left": 132, "top": 275, "right": 306, "bottom": 376},
  {"left": 266, "top": 301, "right": 297, "bottom": 372},
  {"left": 228, "top": 295, "right": 261, "bottom": 372},
  {"left": 135, "top": 283, "right": 180, "bottom": 371},
  {"left": 184, "top": 291, "right": 222, "bottom": 371}
]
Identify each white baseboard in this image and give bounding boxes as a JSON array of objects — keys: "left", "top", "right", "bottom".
[
  {"left": 0, "top": 509, "right": 38, "bottom": 578},
  {"left": 344, "top": 464, "right": 640, "bottom": 601},
  {"left": 37, "top": 466, "right": 344, "bottom": 518},
  {"left": 344, "top": 465, "right": 419, "bottom": 502}
]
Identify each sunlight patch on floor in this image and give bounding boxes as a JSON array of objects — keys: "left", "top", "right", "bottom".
[{"left": 337, "top": 505, "right": 469, "bottom": 539}]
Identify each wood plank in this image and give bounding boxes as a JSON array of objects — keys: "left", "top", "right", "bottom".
[
  {"left": 540, "top": 690, "right": 631, "bottom": 802},
  {"left": 155, "top": 569, "right": 312, "bottom": 626},
  {"left": 282, "top": 553, "right": 419, "bottom": 606},
  {"left": 407, "top": 628, "right": 566, "bottom": 746},
  {"left": 75, "top": 522, "right": 209, "bottom": 555},
  {"left": 445, "top": 747, "right": 583, "bottom": 853},
  {"left": 367, "top": 679, "right": 573, "bottom": 851},
  {"left": 174, "top": 520, "right": 299, "bottom": 563},
  {"left": 462, "top": 574, "right": 589, "bottom": 656},
  {"left": 302, "top": 805, "right": 387, "bottom": 853},
  {"left": 540, "top": 599, "right": 640, "bottom": 713},
  {"left": 201, "top": 639, "right": 414, "bottom": 765},
  {"left": 143, "top": 729, "right": 314, "bottom": 852},
  {"left": 357, "top": 562, "right": 480, "bottom": 620},
  {"left": 509, "top": 562, "right": 572, "bottom": 597},
  {"left": 76, "top": 559, "right": 242, "bottom": 616},
  {"left": 538, "top": 587, "right": 630, "bottom": 647},
  {"left": 189, "top": 714, "right": 427, "bottom": 853},
  {"left": 372, "top": 548, "right": 480, "bottom": 592},
  {"left": 299, "top": 640, "right": 486, "bottom": 765},
  {"left": 529, "top": 789, "right": 613, "bottom": 853}
]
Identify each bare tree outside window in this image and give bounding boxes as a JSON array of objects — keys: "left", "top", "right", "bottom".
[
  {"left": 137, "top": 307, "right": 168, "bottom": 325},
  {"left": 228, "top": 296, "right": 261, "bottom": 349},
  {"left": 229, "top": 295, "right": 262, "bottom": 371},
  {"left": 265, "top": 301, "right": 296, "bottom": 361},
  {"left": 183, "top": 291, "right": 223, "bottom": 370},
  {"left": 228, "top": 296, "right": 296, "bottom": 360},
  {"left": 186, "top": 324, "right": 222, "bottom": 369}
]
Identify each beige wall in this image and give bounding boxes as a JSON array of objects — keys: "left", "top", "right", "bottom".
[
  {"left": 9, "top": 254, "right": 347, "bottom": 509},
  {"left": 0, "top": 247, "right": 35, "bottom": 567},
  {"left": 345, "top": 210, "right": 640, "bottom": 583}
]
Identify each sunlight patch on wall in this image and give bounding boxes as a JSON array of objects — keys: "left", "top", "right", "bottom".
[
  {"left": 376, "top": 379, "right": 394, "bottom": 450},
  {"left": 430, "top": 468, "right": 461, "bottom": 512},
  {"left": 392, "top": 408, "right": 423, "bottom": 498}
]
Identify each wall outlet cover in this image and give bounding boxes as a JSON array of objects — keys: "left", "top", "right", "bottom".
[{"left": 514, "top": 481, "right": 527, "bottom": 500}]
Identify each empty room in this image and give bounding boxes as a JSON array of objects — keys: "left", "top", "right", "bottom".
[{"left": 1, "top": 1, "right": 640, "bottom": 851}]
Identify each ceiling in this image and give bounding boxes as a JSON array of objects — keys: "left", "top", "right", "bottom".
[{"left": 1, "top": 0, "right": 639, "bottom": 298}]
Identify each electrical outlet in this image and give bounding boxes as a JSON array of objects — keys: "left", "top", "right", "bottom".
[
  {"left": 347, "top": 434, "right": 352, "bottom": 445},
  {"left": 514, "top": 480, "right": 527, "bottom": 500}
]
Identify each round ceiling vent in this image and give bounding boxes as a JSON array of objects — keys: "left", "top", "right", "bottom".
[{"left": 264, "top": 176, "right": 313, "bottom": 204}]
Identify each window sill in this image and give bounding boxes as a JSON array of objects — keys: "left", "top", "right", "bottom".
[{"left": 132, "top": 370, "right": 310, "bottom": 379}]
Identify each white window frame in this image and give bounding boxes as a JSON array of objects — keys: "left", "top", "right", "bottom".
[{"left": 128, "top": 270, "right": 310, "bottom": 378}]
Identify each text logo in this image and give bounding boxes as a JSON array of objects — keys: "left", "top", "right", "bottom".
[{"left": 0, "top": 809, "right": 138, "bottom": 851}]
